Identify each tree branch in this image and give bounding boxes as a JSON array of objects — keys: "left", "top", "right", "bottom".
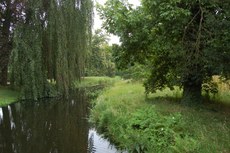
[
  {"left": 182, "top": 9, "right": 200, "bottom": 42},
  {"left": 195, "top": 2, "right": 204, "bottom": 54}
]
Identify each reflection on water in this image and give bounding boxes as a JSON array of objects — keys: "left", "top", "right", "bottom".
[
  {"left": 88, "top": 129, "right": 127, "bottom": 153},
  {"left": 0, "top": 90, "right": 122, "bottom": 153}
]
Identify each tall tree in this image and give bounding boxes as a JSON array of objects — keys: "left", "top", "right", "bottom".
[
  {"left": 0, "top": 0, "right": 24, "bottom": 85},
  {"left": 10, "top": 0, "right": 93, "bottom": 100},
  {"left": 98, "top": 0, "right": 230, "bottom": 105},
  {"left": 86, "top": 29, "right": 115, "bottom": 76}
]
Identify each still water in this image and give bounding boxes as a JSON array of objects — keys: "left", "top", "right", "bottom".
[{"left": 0, "top": 91, "right": 123, "bottom": 153}]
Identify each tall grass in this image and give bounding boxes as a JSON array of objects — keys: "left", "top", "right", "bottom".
[
  {"left": 0, "top": 86, "right": 20, "bottom": 106},
  {"left": 207, "top": 76, "right": 230, "bottom": 105},
  {"left": 91, "top": 81, "right": 147, "bottom": 120},
  {"left": 90, "top": 80, "right": 230, "bottom": 153}
]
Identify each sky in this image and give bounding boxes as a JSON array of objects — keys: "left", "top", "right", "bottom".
[{"left": 93, "top": 0, "right": 141, "bottom": 45}]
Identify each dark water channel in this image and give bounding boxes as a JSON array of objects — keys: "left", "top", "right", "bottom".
[{"left": 0, "top": 91, "right": 122, "bottom": 153}]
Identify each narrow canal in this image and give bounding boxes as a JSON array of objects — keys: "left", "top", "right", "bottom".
[{"left": 0, "top": 91, "right": 123, "bottom": 153}]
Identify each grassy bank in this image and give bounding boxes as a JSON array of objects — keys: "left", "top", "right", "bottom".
[
  {"left": 74, "top": 76, "right": 121, "bottom": 99},
  {"left": 90, "top": 80, "right": 230, "bottom": 153},
  {"left": 74, "top": 76, "right": 119, "bottom": 88},
  {"left": 0, "top": 86, "right": 20, "bottom": 107}
]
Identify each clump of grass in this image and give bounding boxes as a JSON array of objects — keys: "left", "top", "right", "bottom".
[
  {"left": 90, "top": 80, "right": 230, "bottom": 153},
  {"left": 0, "top": 86, "right": 20, "bottom": 106}
]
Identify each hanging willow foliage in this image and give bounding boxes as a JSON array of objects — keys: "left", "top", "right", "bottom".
[{"left": 10, "top": 0, "right": 93, "bottom": 100}]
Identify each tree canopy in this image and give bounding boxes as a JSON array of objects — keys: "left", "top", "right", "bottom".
[
  {"left": 85, "top": 29, "right": 115, "bottom": 77},
  {"left": 0, "top": 0, "right": 25, "bottom": 85},
  {"left": 7, "top": 0, "right": 93, "bottom": 100},
  {"left": 98, "top": 0, "right": 230, "bottom": 105}
]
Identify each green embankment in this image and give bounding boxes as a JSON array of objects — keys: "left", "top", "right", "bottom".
[
  {"left": 74, "top": 76, "right": 119, "bottom": 88},
  {"left": 90, "top": 80, "right": 230, "bottom": 153},
  {"left": 0, "top": 87, "right": 20, "bottom": 107}
]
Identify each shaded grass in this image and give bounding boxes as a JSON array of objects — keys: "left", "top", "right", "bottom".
[
  {"left": 147, "top": 83, "right": 230, "bottom": 106},
  {"left": 90, "top": 80, "right": 230, "bottom": 153},
  {"left": 0, "top": 86, "right": 20, "bottom": 106},
  {"left": 149, "top": 99, "right": 230, "bottom": 152}
]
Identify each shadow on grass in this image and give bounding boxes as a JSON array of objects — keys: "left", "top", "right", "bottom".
[{"left": 146, "top": 95, "right": 230, "bottom": 115}]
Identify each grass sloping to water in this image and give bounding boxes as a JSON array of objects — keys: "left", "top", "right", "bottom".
[
  {"left": 90, "top": 80, "right": 230, "bottom": 153},
  {"left": 0, "top": 86, "right": 20, "bottom": 106}
]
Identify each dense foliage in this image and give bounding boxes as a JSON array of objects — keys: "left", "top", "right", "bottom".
[
  {"left": 0, "top": 0, "right": 25, "bottom": 85},
  {"left": 98, "top": 0, "right": 230, "bottom": 105},
  {"left": 86, "top": 29, "right": 115, "bottom": 77},
  {"left": 7, "top": 0, "right": 93, "bottom": 100},
  {"left": 115, "top": 63, "right": 150, "bottom": 80}
]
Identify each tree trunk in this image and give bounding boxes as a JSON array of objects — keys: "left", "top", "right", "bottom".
[{"left": 182, "top": 81, "right": 202, "bottom": 106}]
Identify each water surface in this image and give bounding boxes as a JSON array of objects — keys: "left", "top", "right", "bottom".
[{"left": 0, "top": 91, "right": 122, "bottom": 153}]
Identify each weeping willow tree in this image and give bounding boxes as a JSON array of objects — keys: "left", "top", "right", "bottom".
[{"left": 10, "top": 0, "right": 93, "bottom": 100}]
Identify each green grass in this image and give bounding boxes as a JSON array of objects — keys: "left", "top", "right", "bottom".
[
  {"left": 91, "top": 81, "right": 148, "bottom": 119},
  {"left": 210, "top": 91, "right": 230, "bottom": 105},
  {"left": 74, "top": 76, "right": 120, "bottom": 88},
  {"left": 149, "top": 99, "right": 230, "bottom": 153},
  {"left": 0, "top": 86, "right": 20, "bottom": 106},
  {"left": 209, "top": 76, "right": 230, "bottom": 105},
  {"left": 90, "top": 80, "right": 230, "bottom": 153}
]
